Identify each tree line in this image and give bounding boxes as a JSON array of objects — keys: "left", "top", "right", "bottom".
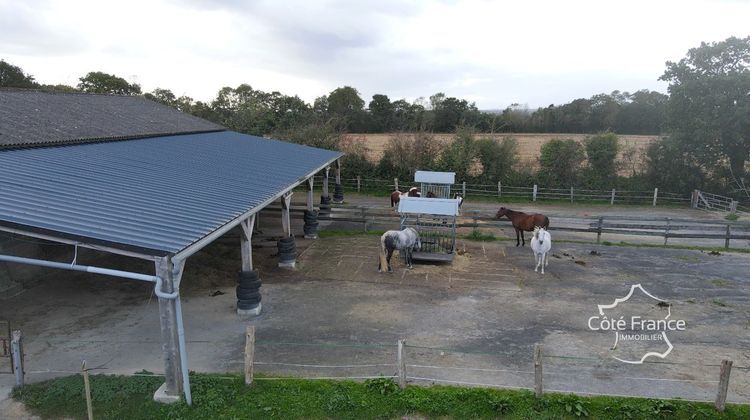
[{"left": 1, "top": 34, "right": 747, "bottom": 197}]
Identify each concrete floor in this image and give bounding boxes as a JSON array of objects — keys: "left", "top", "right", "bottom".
[{"left": 1, "top": 199, "right": 750, "bottom": 417}]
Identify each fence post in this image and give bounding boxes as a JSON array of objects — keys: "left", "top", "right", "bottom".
[
  {"left": 397, "top": 339, "right": 407, "bottom": 389},
  {"left": 11, "top": 329, "right": 23, "bottom": 386},
  {"left": 244, "top": 325, "right": 255, "bottom": 385},
  {"left": 664, "top": 218, "right": 671, "bottom": 246},
  {"left": 715, "top": 359, "right": 733, "bottom": 412},
  {"left": 570, "top": 186, "right": 574, "bottom": 203},
  {"left": 730, "top": 200, "right": 738, "bottom": 214},
  {"left": 653, "top": 188, "right": 658, "bottom": 206},
  {"left": 596, "top": 216, "right": 603, "bottom": 244},
  {"left": 691, "top": 190, "right": 698, "bottom": 208},
  {"left": 610, "top": 189, "right": 616, "bottom": 205},
  {"left": 725, "top": 224, "right": 731, "bottom": 249},
  {"left": 532, "top": 184, "right": 538, "bottom": 202},
  {"left": 498, "top": 181, "right": 502, "bottom": 198},
  {"left": 82, "top": 360, "right": 94, "bottom": 420},
  {"left": 534, "top": 344, "right": 543, "bottom": 398},
  {"left": 394, "top": 178, "right": 399, "bottom": 192},
  {"left": 462, "top": 181, "right": 466, "bottom": 198},
  {"left": 362, "top": 208, "right": 368, "bottom": 232},
  {"left": 356, "top": 176, "right": 361, "bottom": 192}
]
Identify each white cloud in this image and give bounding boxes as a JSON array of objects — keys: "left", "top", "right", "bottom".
[{"left": 1, "top": 0, "right": 748, "bottom": 108}]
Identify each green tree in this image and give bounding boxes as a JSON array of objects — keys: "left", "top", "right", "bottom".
[
  {"left": 377, "top": 131, "right": 441, "bottom": 181},
  {"left": 660, "top": 36, "right": 750, "bottom": 183},
  {"left": 474, "top": 136, "right": 518, "bottom": 182},
  {"left": 538, "top": 139, "right": 585, "bottom": 186},
  {"left": 438, "top": 128, "right": 479, "bottom": 180},
  {"left": 77, "top": 71, "right": 141, "bottom": 95},
  {"left": 327, "top": 86, "right": 366, "bottom": 132},
  {"left": 0, "top": 59, "right": 37, "bottom": 88},
  {"left": 583, "top": 132, "right": 620, "bottom": 188},
  {"left": 368, "top": 94, "right": 393, "bottom": 132}
]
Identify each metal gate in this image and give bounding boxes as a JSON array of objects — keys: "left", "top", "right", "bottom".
[{"left": 692, "top": 190, "right": 738, "bottom": 213}]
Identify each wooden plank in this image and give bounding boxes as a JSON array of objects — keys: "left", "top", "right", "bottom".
[
  {"left": 715, "top": 359, "right": 732, "bottom": 412},
  {"left": 245, "top": 326, "right": 255, "bottom": 385},
  {"left": 397, "top": 339, "right": 407, "bottom": 389},
  {"left": 534, "top": 344, "right": 543, "bottom": 398},
  {"left": 82, "top": 360, "right": 94, "bottom": 420}
]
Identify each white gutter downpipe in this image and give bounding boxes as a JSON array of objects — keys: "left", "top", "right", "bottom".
[{"left": 0, "top": 254, "right": 192, "bottom": 406}]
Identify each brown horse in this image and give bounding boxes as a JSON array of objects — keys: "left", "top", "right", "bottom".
[
  {"left": 390, "top": 187, "right": 421, "bottom": 207},
  {"left": 495, "top": 207, "right": 550, "bottom": 247}
]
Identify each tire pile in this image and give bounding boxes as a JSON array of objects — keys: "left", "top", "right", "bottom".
[
  {"left": 236, "top": 270, "right": 261, "bottom": 310},
  {"left": 277, "top": 235, "right": 297, "bottom": 264},
  {"left": 319, "top": 195, "right": 331, "bottom": 217},
  {"left": 303, "top": 210, "right": 319, "bottom": 237},
  {"left": 333, "top": 183, "right": 344, "bottom": 202}
]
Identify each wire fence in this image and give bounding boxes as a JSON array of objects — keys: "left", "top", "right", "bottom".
[{"left": 308, "top": 175, "right": 691, "bottom": 206}]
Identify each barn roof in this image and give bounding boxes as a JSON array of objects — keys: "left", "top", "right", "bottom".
[
  {"left": 0, "top": 131, "right": 341, "bottom": 256},
  {"left": 0, "top": 89, "right": 224, "bottom": 149}
]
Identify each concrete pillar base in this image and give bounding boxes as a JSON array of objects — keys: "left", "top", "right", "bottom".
[
  {"left": 153, "top": 382, "right": 181, "bottom": 404},
  {"left": 237, "top": 303, "right": 262, "bottom": 317},
  {"left": 277, "top": 260, "right": 296, "bottom": 269},
  {"left": 304, "top": 234, "right": 318, "bottom": 239}
]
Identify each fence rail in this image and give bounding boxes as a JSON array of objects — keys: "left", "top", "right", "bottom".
[
  {"left": 262, "top": 204, "right": 750, "bottom": 249},
  {"left": 309, "top": 176, "right": 692, "bottom": 206}
]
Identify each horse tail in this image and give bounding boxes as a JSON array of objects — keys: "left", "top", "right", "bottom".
[
  {"left": 543, "top": 216, "right": 550, "bottom": 229},
  {"left": 379, "top": 233, "right": 389, "bottom": 271}
]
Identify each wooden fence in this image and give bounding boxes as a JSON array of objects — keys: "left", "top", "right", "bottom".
[
  {"left": 310, "top": 176, "right": 690, "bottom": 206},
  {"left": 261, "top": 204, "right": 750, "bottom": 249}
]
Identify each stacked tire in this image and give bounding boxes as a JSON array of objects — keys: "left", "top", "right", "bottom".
[
  {"left": 333, "top": 183, "right": 344, "bottom": 202},
  {"left": 319, "top": 195, "right": 331, "bottom": 217},
  {"left": 277, "top": 235, "right": 297, "bottom": 264},
  {"left": 303, "top": 210, "right": 319, "bottom": 237},
  {"left": 237, "top": 270, "right": 261, "bottom": 310}
]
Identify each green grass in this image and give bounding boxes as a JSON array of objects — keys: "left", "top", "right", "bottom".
[
  {"left": 725, "top": 213, "right": 740, "bottom": 221},
  {"left": 12, "top": 374, "right": 750, "bottom": 419}
]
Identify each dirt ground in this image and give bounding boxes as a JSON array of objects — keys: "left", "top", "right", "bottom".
[{"left": 2, "top": 208, "right": 749, "bottom": 414}]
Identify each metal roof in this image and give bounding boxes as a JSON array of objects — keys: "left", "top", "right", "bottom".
[
  {"left": 0, "top": 131, "right": 341, "bottom": 256},
  {"left": 0, "top": 90, "right": 224, "bottom": 149},
  {"left": 398, "top": 197, "right": 460, "bottom": 216},
  {"left": 414, "top": 170, "right": 455, "bottom": 184}
]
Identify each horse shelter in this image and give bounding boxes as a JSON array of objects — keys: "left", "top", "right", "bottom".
[
  {"left": 398, "top": 197, "right": 460, "bottom": 263},
  {"left": 415, "top": 170, "right": 455, "bottom": 198},
  {"left": 0, "top": 90, "right": 343, "bottom": 404}
]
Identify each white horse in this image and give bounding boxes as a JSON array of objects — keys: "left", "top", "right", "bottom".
[
  {"left": 378, "top": 227, "right": 421, "bottom": 272},
  {"left": 530, "top": 226, "right": 551, "bottom": 274}
]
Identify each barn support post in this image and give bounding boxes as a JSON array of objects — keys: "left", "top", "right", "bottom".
[
  {"left": 321, "top": 167, "right": 331, "bottom": 204},
  {"left": 278, "top": 192, "right": 297, "bottom": 268},
  {"left": 10, "top": 329, "right": 23, "bottom": 386},
  {"left": 304, "top": 177, "right": 319, "bottom": 239},
  {"left": 238, "top": 215, "right": 262, "bottom": 316},
  {"left": 154, "top": 257, "right": 184, "bottom": 404},
  {"left": 333, "top": 159, "right": 344, "bottom": 203}
]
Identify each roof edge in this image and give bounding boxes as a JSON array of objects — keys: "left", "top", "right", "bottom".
[{"left": 0, "top": 129, "right": 227, "bottom": 152}]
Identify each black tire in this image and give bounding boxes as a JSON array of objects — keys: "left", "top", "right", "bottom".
[
  {"left": 277, "top": 245, "right": 296, "bottom": 254},
  {"left": 279, "top": 236, "right": 295, "bottom": 244},
  {"left": 236, "top": 288, "right": 261, "bottom": 300},
  {"left": 278, "top": 252, "right": 296, "bottom": 262},
  {"left": 238, "top": 270, "right": 259, "bottom": 281},
  {"left": 237, "top": 279, "right": 262, "bottom": 290}
]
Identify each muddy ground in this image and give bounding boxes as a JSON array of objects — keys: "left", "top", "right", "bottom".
[{"left": 2, "top": 204, "right": 749, "bottom": 415}]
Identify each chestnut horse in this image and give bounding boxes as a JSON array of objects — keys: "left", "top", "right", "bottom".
[
  {"left": 495, "top": 207, "right": 549, "bottom": 247},
  {"left": 390, "top": 187, "right": 421, "bottom": 207}
]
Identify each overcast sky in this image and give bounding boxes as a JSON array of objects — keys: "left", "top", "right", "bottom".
[{"left": 1, "top": 0, "right": 749, "bottom": 109}]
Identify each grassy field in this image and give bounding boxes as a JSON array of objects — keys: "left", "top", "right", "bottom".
[{"left": 12, "top": 373, "right": 750, "bottom": 419}]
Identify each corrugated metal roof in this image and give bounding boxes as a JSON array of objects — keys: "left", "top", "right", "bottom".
[
  {"left": 414, "top": 171, "right": 455, "bottom": 184},
  {"left": 398, "top": 197, "right": 460, "bottom": 216},
  {"left": 0, "top": 131, "right": 341, "bottom": 255},
  {"left": 0, "top": 90, "right": 224, "bottom": 148}
]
